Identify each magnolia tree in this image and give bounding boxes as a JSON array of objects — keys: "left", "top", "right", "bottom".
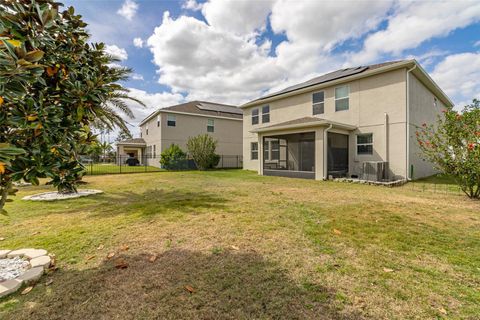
[
  {"left": 0, "top": 0, "right": 143, "bottom": 212},
  {"left": 416, "top": 99, "right": 480, "bottom": 199}
]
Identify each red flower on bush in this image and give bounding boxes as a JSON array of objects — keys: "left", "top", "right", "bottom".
[{"left": 467, "top": 143, "right": 475, "bottom": 151}]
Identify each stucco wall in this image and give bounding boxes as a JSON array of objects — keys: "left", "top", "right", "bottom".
[
  {"left": 141, "top": 112, "right": 243, "bottom": 168},
  {"left": 243, "top": 68, "right": 408, "bottom": 179},
  {"left": 408, "top": 73, "right": 446, "bottom": 179}
]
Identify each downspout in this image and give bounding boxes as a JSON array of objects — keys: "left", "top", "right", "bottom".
[
  {"left": 323, "top": 124, "right": 333, "bottom": 180},
  {"left": 406, "top": 64, "right": 416, "bottom": 180}
]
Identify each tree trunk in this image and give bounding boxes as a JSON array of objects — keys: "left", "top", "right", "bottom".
[{"left": 0, "top": 179, "right": 12, "bottom": 212}]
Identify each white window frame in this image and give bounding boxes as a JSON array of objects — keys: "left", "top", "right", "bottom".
[
  {"left": 433, "top": 97, "right": 438, "bottom": 108},
  {"left": 356, "top": 133, "right": 373, "bottom": 156},
  {"left": 262, "top": 105, "right": 270, "bottom": 123},
  {"left": 146, "top": 125, "right": 149, "bottom": 135},
  {"left": 271, "top": 139, "right": 280, "bottom": 160},
  {"left": 251, "top": 142, "right": 258, "bottom": 160},
  {"left": 207, "top": 118, "right": 214, "bottom": 132},
  {"left": 335, "top": 85, "right": 350, "bottom": 112},
  {"left": 157, "top": 115, "right": 160, "bottom": 127},
  {"left": 264, "top": 141, "right": 270, "bottom": 160},
  {"left": 252, "top": 108, "right": 259, "bottom": 125},
  {"left": 312, "top": 91, "right": 325, "bottom": 115},
  {"left": 167, "top": 114, "right": 176, "bottom": 127}
]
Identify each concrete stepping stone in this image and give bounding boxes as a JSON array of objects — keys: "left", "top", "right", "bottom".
[
  {"left": 7, "top": 248, "right": 35, "bottom": 258},
  {"left": 0, "top": 279, "right": 22, "bottom": 298},
  {"left": 0, "top": 250, "right": 11, "bottom": 259},
  {"left": 17, "top": 267, "right": 44, "bottom": 284},
  {"left": 30, "top": 255, "right": 51, "bottom": 268},
  {"left": 23, "top": 249, "right": 48, "bottom": 259}
]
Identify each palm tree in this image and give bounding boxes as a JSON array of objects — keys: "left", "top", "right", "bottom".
[{"left": 87, "top": 50, "right": 145, "bottom": 136}]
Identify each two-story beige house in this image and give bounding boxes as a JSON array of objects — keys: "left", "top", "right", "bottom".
[
  {"left": 241, "top": 60, "right": 453, "bottom": 181},
  {"left": 117, "top": 101, "right": 243, "bottom": 167}
]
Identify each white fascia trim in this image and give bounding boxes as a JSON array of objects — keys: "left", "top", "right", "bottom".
[
  {"left": 159, "top": 110, "right": 243, "bottom": 121},
  {"left": 250, "top": 121, "right": 356, "bottom": 133},
  {"left": 139, "top": 110, "right": 242, "bottom": 126},
  {"left": 117, "top": 143, "right": 146, "bottom": 147}
]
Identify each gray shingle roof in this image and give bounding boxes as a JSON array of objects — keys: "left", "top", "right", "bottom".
[
  {"left": 140, "top": 101, "right": 242, "bottom": 126},
  {"left": 162, "top": 101, "right": 242, "bottom": 118},
  {"left": 248, "top": 60, "right": 406, "bottom": 104}
]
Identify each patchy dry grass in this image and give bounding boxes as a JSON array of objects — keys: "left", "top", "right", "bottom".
[{"left": 0, "top": 170, "right": 479, "bottom": 319}]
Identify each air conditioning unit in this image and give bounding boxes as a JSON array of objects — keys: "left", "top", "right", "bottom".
[{"left": 362, "top": 161, "right": 388, "bottom": 181}]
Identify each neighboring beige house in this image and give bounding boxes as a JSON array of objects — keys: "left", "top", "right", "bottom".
[
  {"left": 117, "top": 101, "right": 243, "bottom": 167},
  {"left": 241, "top": 60, "right": 453, "bottom": 181}
]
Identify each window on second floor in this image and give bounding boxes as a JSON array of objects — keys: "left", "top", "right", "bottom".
[
  {"left": 251, "top": 142, "right": 258, "bottom": 160},
  {"left": 357, "top": 133, "right": 373, "bottom": 155},
  {"left": 335, "top": 85, "right": 349, "bottom": 111},
  {"left": 207, "top": 119, "right": 214, "bottom": 132},
  {"left": 157, "top": 115, "right": 160, "bottom": 127},
  {"left": 262, "top": 105, "right": 270, "bottom": 123},
  {"left": 146, "top": 125, "right": 149, "bottom": 135},
  {"left": 312, "top": 91, "right": 324, "bottom": 115},
  {"left": 167, "top": 114, "right": 176, "bottom": 127},
  {"left": 252, "top": 108, "right": 259, "bottom": 125},
  {"left": 433, "top": 97, "right": 438, "bottom": 108}
]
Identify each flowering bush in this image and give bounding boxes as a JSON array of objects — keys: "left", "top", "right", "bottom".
[{"left": 416, "top": 99, "right": 480, "bottom": 199}]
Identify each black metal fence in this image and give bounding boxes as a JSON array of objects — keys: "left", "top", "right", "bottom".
[
  {"left": 82, "top": 155, "right": 243, "bottom": 175},
  {"left": 408, "top": 181, "right": 464, "bottom": 196}
]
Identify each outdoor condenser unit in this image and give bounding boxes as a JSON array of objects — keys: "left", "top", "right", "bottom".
[{"left": 362, "top": 161, "right": 388, "bottom": 181}]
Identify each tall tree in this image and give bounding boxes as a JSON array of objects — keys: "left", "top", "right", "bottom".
[{"left": 0, "top": 0, "right": 144, "bottom": 212}]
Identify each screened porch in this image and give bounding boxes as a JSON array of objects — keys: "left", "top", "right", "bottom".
[{"left": 263, "top": 132, "right": 316, "bottom": 179}]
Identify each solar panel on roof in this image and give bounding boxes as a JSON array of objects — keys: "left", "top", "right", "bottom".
[
  {"left": 197, "top": 102, "right": 243, "bottom": 115},
  {"left": 257, "top": 66, "right": 368, "bottom": 101}
]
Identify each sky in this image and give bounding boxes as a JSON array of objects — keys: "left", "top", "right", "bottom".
[{"left": 63, "top": 0, "right": 480, "bottom": 138}]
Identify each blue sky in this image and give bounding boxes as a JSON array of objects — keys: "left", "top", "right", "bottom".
[{"left": 63, "top": 0, "right": 480, "bottom": 136}]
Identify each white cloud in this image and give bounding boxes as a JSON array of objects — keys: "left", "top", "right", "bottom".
[
  {"left": 131, "top": 73, "right": 144, "bottom": 81},
  {"left": 182, "top": 0, "right": 203, "bottom": 11},
  {"left": 406, "top": 49, "right": 449, "bottom": 67},
  {"left": 147, "top": 11, "right": 285, "bottom": 104},
  {"left": 474, "top": 40, "right": 480, "bottom": 47},
  {"left": 271, "top": 0, "right": 392, "bottom": 51},
  {"left": 105, "top": 44, "right": 128, "bottom": 61},
  {"left": 201, "top": 0, "right": 273, "bottom": 37},
  {"left": 140, "top": 1, "right": 479, "bottom": 108},
  {"left": 122, "top": 88, "right": 184, "bottom": 135},
  {"left": 349, "top": 1, "right": 480, "bottom": 65},
  {"left": 145, "top": 2, "right": 398, "bottom": 104},
  {"left": 117, "top": 0, "right": 138, "bottom": 21},
  {"left": 133, "top": 37, "right": 144, "bottom": 48},
  {"left": 431, "top": 52, "right": 480, "bottom": 109}
]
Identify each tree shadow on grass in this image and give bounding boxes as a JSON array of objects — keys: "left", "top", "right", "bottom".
[
  {"left": 86, "top": 188, "right": 228, "bottom": 218},
  {"left": 3, "top": 249, "right": 364, "bottom": 320}
]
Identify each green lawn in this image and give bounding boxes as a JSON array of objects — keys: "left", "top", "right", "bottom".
[{"left": 1, "top": 170, "right": 479, "bottom": 319}]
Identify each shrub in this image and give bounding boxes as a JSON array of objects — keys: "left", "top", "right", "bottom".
[
  {"left": 416, "top": 99, "right": 480, "bottom": 199},
  {"left": 186, "top": 134, "right": 220, "bottom": 170},
  {"left": 160, "top": 144, "right": 187, "bottom": 170}
]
